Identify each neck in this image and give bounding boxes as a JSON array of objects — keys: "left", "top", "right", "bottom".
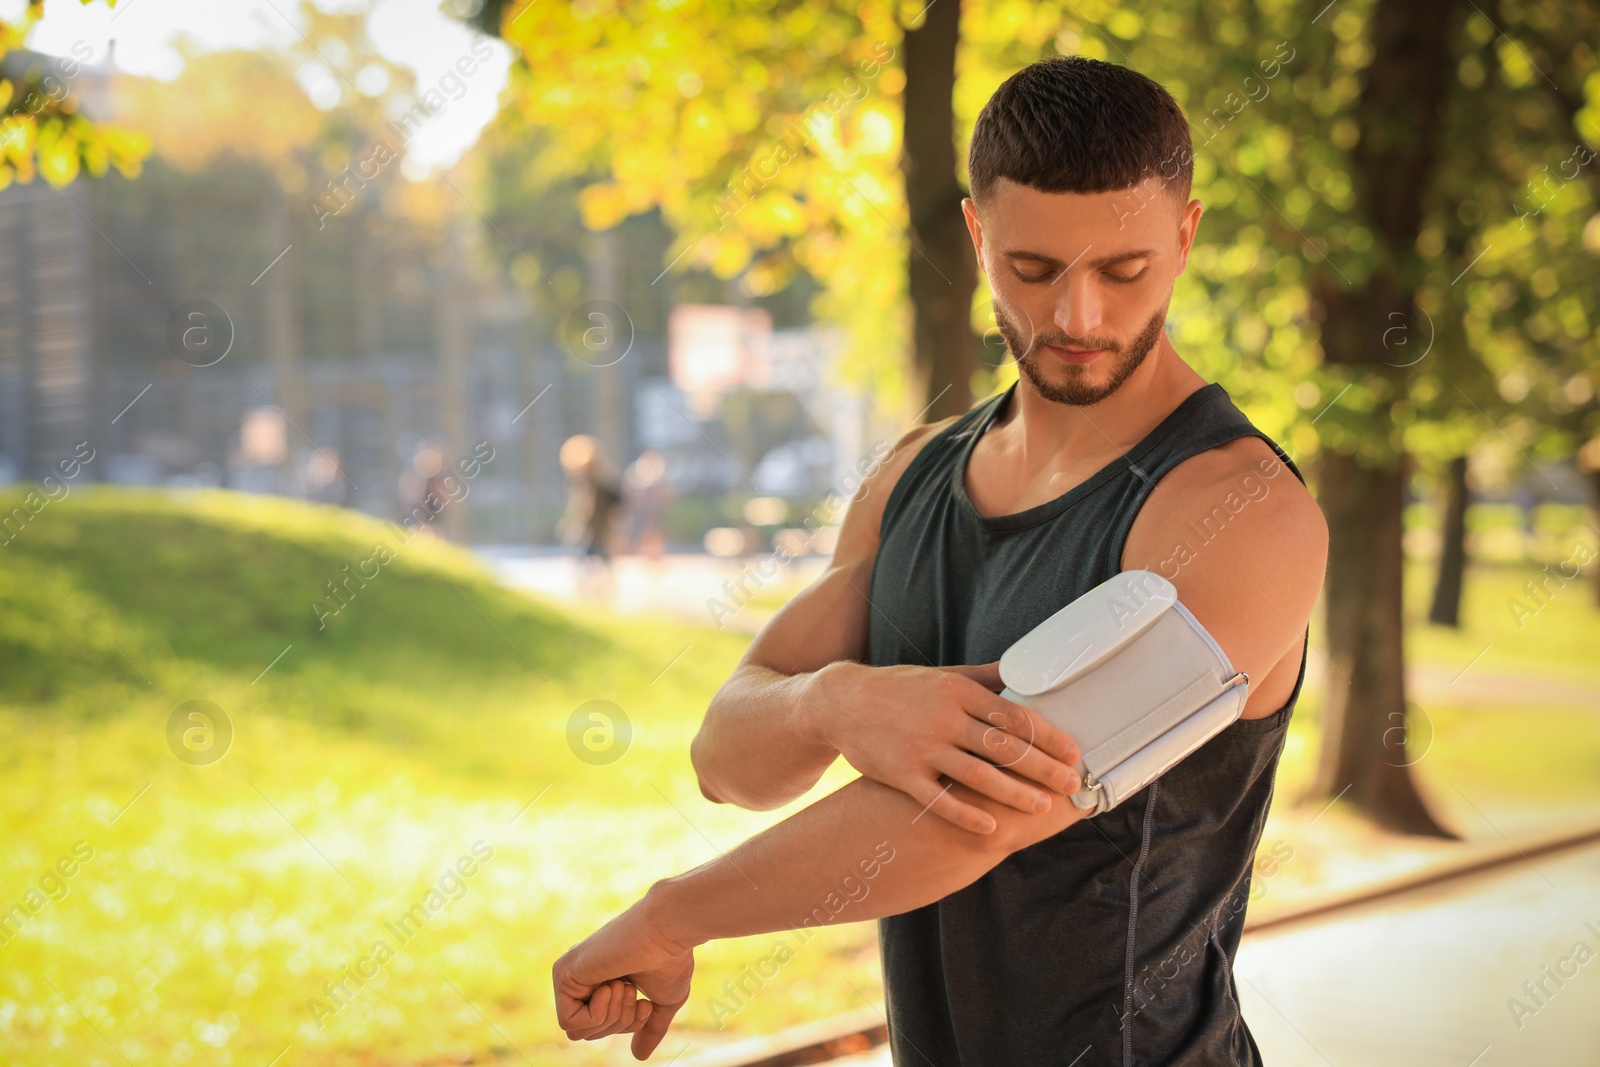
[{"left": 996, "top": 336, "right": 1207, "bottom": 469}]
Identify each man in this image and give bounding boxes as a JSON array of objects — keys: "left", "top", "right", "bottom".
[{"left": 553, "top": 55, "right": 1328, "bottom": 1065}]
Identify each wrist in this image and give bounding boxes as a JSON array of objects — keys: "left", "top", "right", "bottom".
[
  {"left": 639, "top": 875, "right": 711, "bottom": 952},
  {"left": 794, "top": 660, "right": 857, "bottom": 751}
]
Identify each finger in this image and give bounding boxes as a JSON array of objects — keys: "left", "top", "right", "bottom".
[
  {"left": 935, "top": 750, "right": 1051, "bottom": 816},
  {"left": 938, "top": 660, "right": 1004, "bottom": 691},
  {"left": 973, "top": 694, "right": 1076, "bottom": 764},
  {"left": 597, "top": 979, "right": 637, "bottom": 1038},
  {"left": 1002, "top": 741, "right": 1081, "bottom": 795},
  {"left": 564, "top": 1003, "right": 606, "bottom": 1041},
  {"left": 598, "top": 979, "right": 630, "bottom": 1036},
  {"left": 559, "top": 982, "right": 606, "bottom": 1035},
  {"left": 632, "top": 997, "right": 684, "bottom": 1060},
  {"left": 967, "top": 712, "right": 1036, "bottom": 769},
  {"left": 566, "top": 982, "right": 614, "bottom": 1041},
  {"left": 582, "top": 978, "right": 639, "bottom": 1041},
  {"left": 624, "top": 996, "right": 654, "bottom": 1034},
  {"left": 615, "top": 981, "right": 641, "bottom": 1033},
  {"left": 964, "top": 713, "right": 1077, "bottom": 793},
  {"left": 908, "top": 774, "right": 996, "bottom": 834},
  {"left": 555, "top": 986, "right": 598, "bottom": 1032},
  {"left": 966, "top": 690, "right": 1078, "bottom": 764}
]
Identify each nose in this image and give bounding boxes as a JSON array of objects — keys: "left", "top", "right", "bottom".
[{"left": 1051, "top": 271, "right": 1105, "bottom": 342}]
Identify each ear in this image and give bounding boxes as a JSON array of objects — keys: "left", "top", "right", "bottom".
[
  {"left": 962, "top": 198, "right": 986, "bottom": 276},
  {"left": 1174, "top": 198, "right": 1204, "bottom": 276}
]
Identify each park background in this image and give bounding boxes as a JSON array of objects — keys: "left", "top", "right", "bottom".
[{"left": 2, "top": 0, "right": 1600, "bottom": 1064}]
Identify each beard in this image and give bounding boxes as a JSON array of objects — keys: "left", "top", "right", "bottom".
[{"left": 996, "top": 300, "right": 1168, "bottom": 407}]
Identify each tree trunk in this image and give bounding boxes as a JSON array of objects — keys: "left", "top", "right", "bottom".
[
  {"left": 1307, "top": 0, "right": 1464, "bottom": 836},
  {"left": 1428, "top": 454, "right": 1469, "bottom": 626},
  {"left": 900, "top": 0, "right": 978, "bottom": 422},
  {"left": 1592, "top": 468, "right": 1600, "bottom": 610},
  {"left": 1311, "top": 447, "right": 1456, "bottom": 836}
]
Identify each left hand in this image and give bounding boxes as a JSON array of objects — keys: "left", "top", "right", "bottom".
[{"left": 553, "top": 896, "right": 696, "bottom": 1060}]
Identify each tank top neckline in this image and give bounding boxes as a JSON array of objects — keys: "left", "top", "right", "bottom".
[{"left": 952, "top": 378, "right": 1226, "bottom": 533}]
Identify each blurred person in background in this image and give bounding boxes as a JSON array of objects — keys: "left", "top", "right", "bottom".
[
  {"left": 399, "top": 441, "right": 452, "bottom": 536},
  {"left": 623, "top": 450, "right": 673, "bottom": 564},
  {"left": 557, "top": 434, "right": 624, "bottom": 597},
  {"left": 305, "top": 449, "right": 347, "bottom": 506}
]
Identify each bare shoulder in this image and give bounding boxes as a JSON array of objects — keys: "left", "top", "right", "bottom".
[{"left": 1123, "top": 435, "right": 1326, "bottom": 576}]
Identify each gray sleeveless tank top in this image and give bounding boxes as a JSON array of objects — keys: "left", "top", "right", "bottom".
[{"left": 869, "top": 378, "right": 1310, "bottom": 1067}]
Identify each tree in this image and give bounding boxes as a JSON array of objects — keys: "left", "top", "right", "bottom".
[
  {"left": 1418, "top": 0, "right": 1600, "bottom": 621},
  {"left": 0, "top": 0, "right": 148, "bottom": 188},
  {"left": 1302, "top": 0, "right": 1469, "bottom": 838},
  {"left": 1279, "top": 0, "right": 1600, "bottom": 833},
  {"left": 899, "top": 0, "right": 979, "bottom": 420},
  {"left": 468, "top": 0, "right": 934, "bottom": 412},
  {"left": 1427, "top": 455, "right": 1470, "bottom": 626}
]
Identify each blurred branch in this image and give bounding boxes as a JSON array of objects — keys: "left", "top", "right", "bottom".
[
  {"left": 465, "top": 0, "right": 517, "bottom": 38},
  {"left": 0, "top": 0, "right": 150, "bottom": 189}
]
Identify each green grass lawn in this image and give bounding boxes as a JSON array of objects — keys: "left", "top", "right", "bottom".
[
  {"left": 1398, "top": 553, "right": 1600, "bottom": 814},
  {"left": 1271, "top": 510, "right": 1600, "bottom": 817},
  {"left": 0, "top": 488, "right": 868, "bottom": 1067},
  {"left": 2, "top": 487, "right": 1596, "bottom": 1066}
]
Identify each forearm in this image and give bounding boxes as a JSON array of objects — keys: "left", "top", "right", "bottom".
[
  {"left": 646, "top": 771, "right": 1084, "bottom": 948},
  {"left": 690, "top": 663, "right": 840, "bottom": 810}
]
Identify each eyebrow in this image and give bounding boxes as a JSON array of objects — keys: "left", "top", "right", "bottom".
[{"left": 1002, "top": 248, "right": 1156, "bottom": 270}]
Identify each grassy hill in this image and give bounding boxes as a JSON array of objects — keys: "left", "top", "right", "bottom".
[{"left": 0, "top": 488, "right": 873, "bottom": 1067}]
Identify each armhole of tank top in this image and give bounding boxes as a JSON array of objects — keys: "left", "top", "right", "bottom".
[
  {"left": 876, "top": 403, "right": 991, "bottom": 539},
  {"left": 1103, "top": 424, "right": 1305, "bottom": 577}
]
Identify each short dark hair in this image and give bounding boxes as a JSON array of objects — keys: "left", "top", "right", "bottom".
[{"left": 967, "top": 56, "right": 1193, "bottom": 210}]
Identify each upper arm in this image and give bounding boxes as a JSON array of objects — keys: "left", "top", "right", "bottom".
[
  {"left": 734, "top": 418, "right": 955, "bottom": 677},
  {"left": 1123, "top": 438, "right": 1329, "bottom": 718},
  {"left": 944, "top": 442, "right": 1327, "bottom": 857}
]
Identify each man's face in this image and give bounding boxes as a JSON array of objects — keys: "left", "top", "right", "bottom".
[{"left": 963, "top": 177, "right": 1203, "bottom": 406}]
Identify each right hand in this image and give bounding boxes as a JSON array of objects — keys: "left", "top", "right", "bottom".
[{"left": 808, "top": 660, "right": 1082, "bottom": 834}]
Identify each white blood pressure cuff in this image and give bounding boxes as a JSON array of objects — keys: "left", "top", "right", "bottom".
[{"left": 997, "top": 569, "right": 1249, "bottom": 817}]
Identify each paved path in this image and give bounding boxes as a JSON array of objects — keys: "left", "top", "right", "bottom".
[
  {"left": 478, "top": 549, "right": 818, "bottom": 635},
  {"left": 810, "top": 842, "right": 1600, "bottom": 1065},
  {"left": 1235, "top": 840, "right": 1600, "bottom": 1065}
]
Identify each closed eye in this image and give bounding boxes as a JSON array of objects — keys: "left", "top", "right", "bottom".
[{"left": 1014, "top": 267, "right": 1149, "bottom": 284}]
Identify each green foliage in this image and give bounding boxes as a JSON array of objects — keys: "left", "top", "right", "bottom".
[
  {"left": 476, "top": 0, "right": 916, "bottom": 405},
  {"left": 468, "top": 0, "right": 1600, "bottom": 474},
  {"left": 0, "top": 0, "right": 150, "bottom": 189}
]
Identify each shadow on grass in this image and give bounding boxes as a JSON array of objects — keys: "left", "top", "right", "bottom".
[{"left": 0, "top": 487, "right": 614, "bottom": 712}]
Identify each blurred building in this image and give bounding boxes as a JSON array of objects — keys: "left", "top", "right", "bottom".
[{"left": 0, "top": 47, "right": 870, "bottom": 548}]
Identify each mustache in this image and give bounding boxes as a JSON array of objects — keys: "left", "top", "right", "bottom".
[
  {"left": 989, "top": 300, "right": 1142, "bottom": 361},
  {"left": 1028, "top": 335, "right": 1120, "bottom": 356}
]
